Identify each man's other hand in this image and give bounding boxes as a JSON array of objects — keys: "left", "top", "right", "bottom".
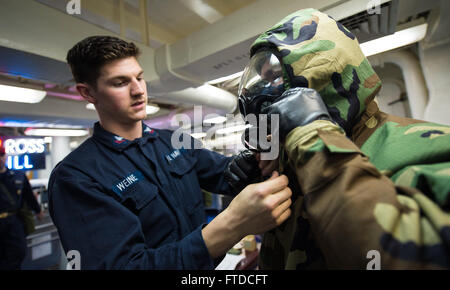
[
  {"left": 225, "top": 171, "right": 292, "bottom": 235},
  {"left": 261, "top": 87, "right": 332, "bottom": 141},
  {"left": 224, "top": 150, "right": 262, "bottom": 193}
]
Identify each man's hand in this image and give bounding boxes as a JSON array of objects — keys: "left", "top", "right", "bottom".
[
  {"left": 224, "top": 150, "right": 262, "bottom": 192},
  {"left": 261, "top": 87, "right": 332, "bottom": 141},
  {"left": 202, "top": 172, "right": 292, "bottom": 258},
  {"left": 224, "top": 171, "right": 292, "bottom": 235}
]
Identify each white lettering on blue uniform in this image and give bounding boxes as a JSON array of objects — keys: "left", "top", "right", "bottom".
[
  {"left": 112, "top": 171, "right": 143, "bottom": 197},
  {"left": 165, "top": 148, "right": 186, "bottom": 163},
  {"left": 116, "top": 174, "right": 138, "bottom": 192}
]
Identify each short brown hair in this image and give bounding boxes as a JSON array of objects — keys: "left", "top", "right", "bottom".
[{"left": 67, "top": 36, "right": 141, "bottom": 87}]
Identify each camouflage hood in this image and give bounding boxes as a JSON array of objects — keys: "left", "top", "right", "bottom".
[{"left": 250, "top": 8, "right": 382, "bottom": 135}]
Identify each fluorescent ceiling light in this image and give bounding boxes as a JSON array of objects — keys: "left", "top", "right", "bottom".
[
  {"left": 203, "top": 116, "right": 227, "bottom": 124},
  {"left": 86, "top": 103, "right": 160, "bottom": 115},
  {"left": 145, "top": 104, "right": 160, "bottom": 115},
  {"left": 216, "top": 124, "right": 251, "bottom": 135},
  {"left": 180, "top": 0, "right": 222, "bottom": 23},
  {"left": 207, "top": 71, "right": 244, "bottom": 85},
  {"left": 360, "top": 23, "right": 428, "bottom": 57},
  {"left": 0, "top": 119, "right": 87, "bottom": 129},
  {"left": 190, "top": 132, "right": 207, "bottom": 139},
  {"left": 70, "top": 141, "right": 80, "bottom": 149},
  {"left": 25, "top": 128, "right": 89, "bottom": 137},
  {"left": 0, "top": 84, "right": 46, "bottom": 103}
]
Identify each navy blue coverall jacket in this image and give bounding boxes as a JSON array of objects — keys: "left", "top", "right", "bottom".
[{"left": 48, "top": 122, "right": 233, "bottom": 269}]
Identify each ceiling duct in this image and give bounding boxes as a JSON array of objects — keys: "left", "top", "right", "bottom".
[{"left": 339, "top": 0, "right": 399, "bottom": 43}]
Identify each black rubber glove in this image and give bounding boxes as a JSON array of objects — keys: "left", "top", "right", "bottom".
[
  {"left": 261, "top": 87, "right": 332, "bottom": 141},
  {"left": 224, "top": 149, "right": 262, "bottom": 193}
]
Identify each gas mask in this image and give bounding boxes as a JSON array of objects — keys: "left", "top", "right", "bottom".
[
  {"left": 238, "top": 49, "right": 286, "bottom": 153},
  {"left": 238, "top": 50, "right": 286, "bottom": 118}
]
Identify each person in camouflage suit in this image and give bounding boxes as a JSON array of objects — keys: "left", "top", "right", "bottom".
[{"left": 238, "top": 8, "right": 450, "bottom": 269}]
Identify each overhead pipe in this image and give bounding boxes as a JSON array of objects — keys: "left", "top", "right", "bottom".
[
  {"left": 152, "top": 84, "right": 238, "bottom": 114},
  {"left": 370, "top": 50, "right": 429, "bottom": 119},
  {"left": 144, "top": 105, "right": 230, "bottom": 130},
  {"left": 148, "top": 42, "right": 238, "bottom": 114}
]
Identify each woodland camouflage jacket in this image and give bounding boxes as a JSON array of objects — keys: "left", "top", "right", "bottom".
[{"left": 253, "top": 8, "right": 450, "bottom": 269}]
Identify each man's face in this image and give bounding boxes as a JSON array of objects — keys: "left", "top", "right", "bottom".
[
  {"left": 260, "top": 60, "right": 283, "bottom": 88},
  {"left": 89, "top": 57, "right": 148, "bottom": 125},
  {"left": 238, "top": 51, "right": 285, "bottom": 117}
]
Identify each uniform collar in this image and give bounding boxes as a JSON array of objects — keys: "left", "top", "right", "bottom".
[{"left": 93, "top": 122, "right": 158, "bottom": 151}]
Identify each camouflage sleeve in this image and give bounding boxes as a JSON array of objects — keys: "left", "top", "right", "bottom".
[{"left": 284, "top": 120, "right": 450, "bottom": 269}]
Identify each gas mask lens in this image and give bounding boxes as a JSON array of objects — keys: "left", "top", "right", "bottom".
[{"left": 238, "top": 50, "right": 284, "bottom": 117}]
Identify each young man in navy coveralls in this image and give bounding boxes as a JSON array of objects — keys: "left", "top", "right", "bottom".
[{"left": 48, "top": 36, "right": 292, "bottom": 269}]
